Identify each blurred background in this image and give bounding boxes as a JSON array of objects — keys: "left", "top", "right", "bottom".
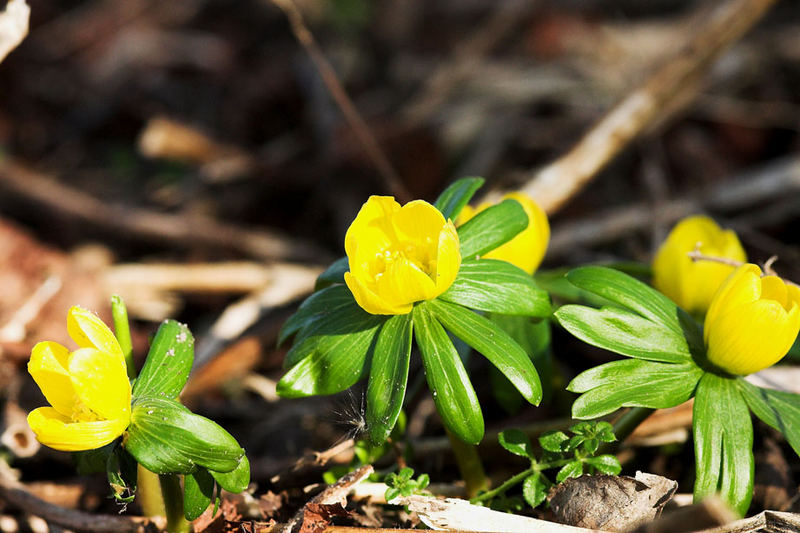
[{"left": 0, "top": 0, "right": 799, "bottom": 525}]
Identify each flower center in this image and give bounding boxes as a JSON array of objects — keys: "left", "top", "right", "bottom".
[
  {"left": 371, "top": 240, "right": 437, "bottom": 282},
  {"left": 70, "top": 397, "right": 102, "bottom": 423}
]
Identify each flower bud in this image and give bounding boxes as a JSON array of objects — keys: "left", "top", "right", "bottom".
[
  {"left": 457, "top": 192, "right": 549, "bottom": 274},
  {"left": 705, "top": 264, "right": 800, "bottom": 375},
  {"left": 344, "top": 196, "right": 461, "bottom": 315},
  {"left": 652, "top": 215, "right": 745, "bottom": 315}
]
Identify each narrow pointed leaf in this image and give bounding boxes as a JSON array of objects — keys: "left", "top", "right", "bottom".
[
  {"left": 738, "top": 380, "right": 800, "bottom": 457},
  {"left": 429, "top": 299, "right": 541, "bottom": 405},
  {"left": 434, "top": 177, "right": 485, "bottom": 220},
  {"left": 565, "top": 267, "right": 686, "bottom": 336},
  {"left": 413, "top": 303, "right": 483, "bottom": 444},
  {"left": 183, "top": 468, "right": 214, "bottom": 521},
  {"left": 439, "top": 259, "right": 551, "bottom": 317},
  {"left": 126, "top": 398, "right": 244, "bottom": 475},
  {"left": 457, "top": 199, "right": 528, "bottom": 259},
  {"left": 366, "top": 314, "right": 413, "bottom": 444},
  {"left": 211, "top": 455, "right": 250, "bottom": 493},
  {"left": 132, "top": 320, "right": 193, "bottom": 400},
  {"left": 278, "top": 285, "right": 356, "bottom": 346},
  {"left": 555, "top": 305, "right": 691, "bottom": 363},
  {"left": 315, "top": 257, "right": 349, "bottom": 290},
  {"left": 276, "top": 316, "right": 381, "bottom": 398},
  {"left": 568, "top": 359, "right": 703, "bottom": 419},
  {"left": 693, "top": 373, "right": 753, "bottom": 516}
]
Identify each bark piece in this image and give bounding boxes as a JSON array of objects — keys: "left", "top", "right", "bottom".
[{"left": 548, "top": 472, "right": 677, "bottom": 531}]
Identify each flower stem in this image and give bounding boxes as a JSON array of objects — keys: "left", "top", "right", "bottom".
[
  {"left": 137, "top": 465, "right": 165, "bottom": 518},
  {"left": 159, "top": 474, "right": 191, "bottom": 533},
  {"left": 111, "top": 295, "right": 136, "bottom": 380},
  {"left": 471, "top": 467, "right": 533, "bottom": 503},
  {"left": 599, "top": 406, "right": 655, "bottom": 454},
  {"left": 446, "top": 428, "right": 489, "bottom": 498}
]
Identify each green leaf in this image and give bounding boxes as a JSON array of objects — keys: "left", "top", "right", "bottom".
[
  {"left": 585, "top": 455, "right": 621, "bottom": 475},
  {"left": 434, "top": 177, "right": 485, "bottom": 220},
  {"left": 556, "top": 305, "right": 691, "bottom": 364},
  {"left": 106, "top": 447, "right": 137, "bottom": 503},
  {"left": 126, "top": 398, "right": 244, "bottom": 475},
  {"left": 693, "top": 373, "right": 753, "bottom": 516},
  {"left": 413, "top": 303, "right": 484, "bottom": 444},
  {"left": 539, "top": 430, "right": 569, "bottom": 453},
  {"left": 564, "top": 267, "right": 686, "bottom": 336},
  {"left": 210, "top": 455, "right": 250, "bottom": 493},
  {"left": 75, "top": 442, "right": 115, "bottom": 475},
  {"left": 315, "top": 257, "right": 349, "bottom": 290},
  {"left": 439, "top": 259, "right": 551, "bottom": 317},
  {"left": 523, "top": 473, "right": 550, "bottom": 508},
  {"left": 595, "top": 421, "right": 616, "bottom": 443},
  {"left": 277, "top": 298, "right": 383, "bottom": 398},
  {"left": 132, "top": 320, "right": 194, "bottom": 400},
  {"left": 556, "top": 461, "right": 583, "bottom": 483},
  {"left": 568, "top": 359, "right": 703, "bottom": 419},
  {"left": 183, "top": 468, "right": 214, "bottom": 521},
  {"left": 428, "top": 299, "right": 541, "bottom": 405},
  {"left": 498, "top": 429, "right": 534, "bottom": 458},
  {"left": 738, "top": 380, "right": 800, "bottom": 458},
  {"left": 366, "top": 313, "right": 413, "bottom": 444},
  {"left": 385, "top": 487, "right": 401, "bottom": 503},
  {"left": 457, "top": 199, "right": 528, "bottom": 259},
  {"left": 278, "top": 285, "right": 356, "bottom": 346}
]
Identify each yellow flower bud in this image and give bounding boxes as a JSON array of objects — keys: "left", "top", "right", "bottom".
[
  {"left": 27, "top": 307, "right": 131, "bottom": 451},
  {"left": 652, "top": 215, "right": 746, "bottom": 315},
  {"left": 344, "top": 196, "right": 461, "bottom": 315},
  {"left": 457, "top": 192, "right": 549, "bottom": 274},
  {"left": 704, "top": 264, "right": 800, "bottom": 375}
]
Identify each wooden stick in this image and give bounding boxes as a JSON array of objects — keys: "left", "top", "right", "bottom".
[
  {"left": 0, "top": 0, "right": 29, "bottom": 63},
  {"left": 266, "top": 0, "right": 410, "bottom": 202},
  {"left": 0, "top": 159, "right": 328, "bottom": 262},
  {"left": 503, "top": 0, "right": 778, "bottom": 214}
]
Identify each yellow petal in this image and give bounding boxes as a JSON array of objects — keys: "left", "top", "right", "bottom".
[
  {"left": 392, "top": 200, "right": 447, "bottom": 248},
  {"left": 761, "top": 275, "right": 789, "bottom": 309},
  {"left": 434, "top": 221, "right": 461, "bottom": 293},
  {"left": 704, "top": 264, "right": 761, "bottom": 345},
  {"left": 28, "top": 342, "right": 77, "bottom": 418},
  {"left": 455, "top": 204, "right": 476, "bottom": 226},
  {"left": 652, "top": 216, "right": 746, "bottom": 314},
  {"left": 377, "top": 256, "right": 438, "bottom": 305},
  {"left": 344, "top": 272, "right": 411, "bottom": 315},
  {"left": 706, "top": 299, "right": 799, "bottom": 375},
  {"left": 67, "top": 306, "right": 124, "bottom": 364},
  {"left": 482, "top": 193, "right": 549, "bottom": 274},
  {"left": 68, "top": 348, "right": 131, "bottom": 421},
  {"left": 27, "top": 407, "right": 128, "bottom": 452},
  {"left": 344, "top": 196, "right": 400, "bottom": 259}
]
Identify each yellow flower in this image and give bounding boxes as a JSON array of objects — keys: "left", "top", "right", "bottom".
[
  {"left": 457, "top": 192, "right": 549, "bottom": 274},
  {"left": 27, "top": 306, "right": 131, "bottom": 451},
  {"left": 344, "top": 196, "right": 461, "bottom": 315},
  {"left": 653, "top": 215, "right": 746, "bottom": 315},
  {"left": 704, "top": 264, "right": 800, "bottom": 376}
]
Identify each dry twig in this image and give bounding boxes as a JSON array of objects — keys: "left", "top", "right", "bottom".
[
  {"left": 0, "top": 159, "right": 328, "bottom": 262},
  {"left": 501, "top": 0, "right": 778, "bottom": 213},
  {"left": 266, "top": 0, "right": 409, "bottom": 202},
  {"left": 0, "top": 0, "right": 29, "bottom": 63}
]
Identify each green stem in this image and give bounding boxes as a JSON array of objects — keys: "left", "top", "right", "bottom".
[
  {"left": 111, "top": 295, "right": 136, "bottom": 380},
  {"left": 599, "top": 406, "right": 656, "bottom": 454},
  {"left": 137, "top": 465, "right": 165, "bottom": 518},
  {"left": 446, "top": 429, "right": 489, "bottom": 499},
  {"left": 471, "top": 467, "right": 533, "bottom": 503},
  {"left": 159, "top": 474, "right": 191, "bottom": 533}
]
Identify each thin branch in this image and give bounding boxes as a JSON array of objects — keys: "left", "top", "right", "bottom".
[
  {"left": 267, "top": 0, "right": 410, "bottom": 202},
  {"left": 0, "top": 467, "right": 159, "bottom": 532},
  {"left": 500, "top": 0, "right": 778, "bottom": 214},
  {"left": 0, "top": 159, "right": 329, "bottom": 262}
]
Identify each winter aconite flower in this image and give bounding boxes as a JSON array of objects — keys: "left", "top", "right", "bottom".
[
  {"left": 344, "top": 196, "right": 461, "bottom": 315},
  {"left": 653, "top": 215, "right": 746, "bottom": 315},
  {"left": 458, "top": 192, "right": 549, "bottom": 274},
  {"left": 27, "top": 307, "right": 131, "bottom": 451},
  {"left": 705, "top": 264, "right": 800, "bottom": 376}
]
